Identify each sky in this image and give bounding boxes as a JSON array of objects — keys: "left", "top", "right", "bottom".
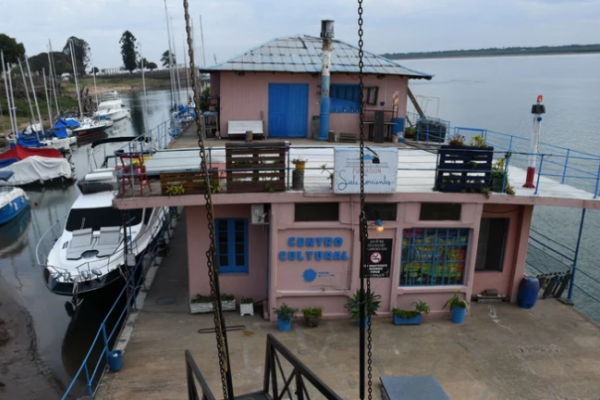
[{"left": 1, "top": 0, "right": 599, "bottom": 70}]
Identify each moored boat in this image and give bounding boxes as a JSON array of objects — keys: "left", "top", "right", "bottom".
[{"left": 0, "top": 171, "right": 30, "bottom": 225}]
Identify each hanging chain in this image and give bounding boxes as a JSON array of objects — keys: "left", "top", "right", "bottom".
[
  {"left": 182, "top": 1, "right": 232, "bottom": 399},
  {"left": 357, "top": 1, "right": 373, "bottom": 399}
]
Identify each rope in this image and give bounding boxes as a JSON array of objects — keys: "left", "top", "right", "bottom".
[
  {"left": 182, "top": 1, "right": 234, "bottom": 399},
  {"left": 357, "top": 1, "right": 373, "bottom": 399}
]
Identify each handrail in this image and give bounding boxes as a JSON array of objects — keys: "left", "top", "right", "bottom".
[{"left": 185, "top": 350, "right": 218, "bottom": 400}]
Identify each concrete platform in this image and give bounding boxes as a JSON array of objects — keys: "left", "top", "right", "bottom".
[{"left": 96, "top": 222, "right": 600, "bottom": 400}]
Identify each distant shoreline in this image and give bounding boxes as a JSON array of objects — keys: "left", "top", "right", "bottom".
[{"left": 387, "top": 51, "right": 600, "bottom": 61}]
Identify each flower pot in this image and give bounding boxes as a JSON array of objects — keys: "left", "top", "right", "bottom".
[
  {"left": 391, "top": 135, "right": 399, "bottom": 143},
  {"left": 240, "top": 303, "right": 254, "bottom": 316},
  {"left": 304, "top": 315, "right": 321, "bottom": 328},
  {"left": 278, "top": 318, "right": 292, "bottom": 331},
  {"left": 190, "top": 301, "right": 214, "bottom": 314},
  {"left": 294, "top": 161, "right": 306, "bottom": 173},
  {"left": 221, "top": 299, "right": 236, "bottom": 312},
  {"left": 451, "top": 307, "right": 467, "bottom": 324},
  {"left": 392, "top": 314, "right": 423, "bottom": 326},
  {"left": 356, "top": 317, "right": 370, "bottom": 327}
]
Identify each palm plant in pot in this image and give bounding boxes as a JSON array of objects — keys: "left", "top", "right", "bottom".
[
  {"left": 345, "top": 289, "right": 381, "bottom": 327},
  {"left": 274, "top": 303, "right": 298, "bottom": 331},
  {"left": 444, "top": 292, "right": 469, "bottom": 324},
  {"left": 302, "top": 307, "right": 322, "bottom": 328},
  {"left": 392, "top": 300, "right": 430, "bottom": 325}
]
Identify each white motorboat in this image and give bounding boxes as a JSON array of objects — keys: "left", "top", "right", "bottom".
[
  {"left": 94, "top": 91, "right": 131, "bottom": 122},
  {"left": 72, "top": 118, "right": 109, "bottom": 140},
  {"left": 39, "top": 169, "right": 167, "bottom": 298}
]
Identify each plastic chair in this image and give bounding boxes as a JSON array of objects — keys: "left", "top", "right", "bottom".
[{"left": 118, "top": 153, "right": 152, "bottom": 196}]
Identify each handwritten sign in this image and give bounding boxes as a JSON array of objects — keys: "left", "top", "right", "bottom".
[{"left": 333, "top": 148, "right": 398, "bottom": 194}]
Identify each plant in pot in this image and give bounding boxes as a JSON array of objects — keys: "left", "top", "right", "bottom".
[
  {"left": 443, "top": 292, "right": 469, "bottom": 324},
  {"left": 345, "top": 289, "right": 381, "bottom": 327},
  {"left": 302, "top": 307, "right": 322, "bottom": 328},
  {"left": 220, "top": 294, "right": 236, "bottom": 311},
  {"left": 489, "top": 156, "right": 516, "bottom": 195},
  {"left": 292, "top": 159, "right": 307, "bottom": 173},
  {"left": 240, "top": 297, "right": 254, "bottom": 316},
  {"left": 190, "top": 294, "right": 214, "bottom": 314},
  {"left": 392, "top": 300, "right": 430, "bottom": 326},
  {"left": 274, "top": 303, "right": 298, "bottom": 332}
]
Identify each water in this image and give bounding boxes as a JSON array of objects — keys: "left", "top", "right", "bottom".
[
  {"left": 404, "top": 54, "right": 600, "bottom": 322},
  {"left": 0, "top": 89, "right": 173, "bottom": 398}
]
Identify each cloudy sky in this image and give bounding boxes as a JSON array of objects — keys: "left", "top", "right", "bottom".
[{"left": 1, "top": 0, "right": 598, "bottom": 70}]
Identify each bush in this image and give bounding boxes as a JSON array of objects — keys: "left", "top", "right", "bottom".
[
  {"left": 302, "top": 307, "right": 323, "bottom": 317},
  {"left": 240, "top": 297, "right": 254, "bottom": 304},
  {"left": 392, "top": 309, "right": 420, "bottom": 319},
  {"left": 191, "top": 294, "right": 214, "bottom": 304}
]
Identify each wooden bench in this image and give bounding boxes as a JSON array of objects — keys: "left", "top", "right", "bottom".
[
  {"left": 339, "top": 132, "right": 358, "bottom": 143},
  {"left": 227, "top": 120, "right": 265, "bottom": 139}
]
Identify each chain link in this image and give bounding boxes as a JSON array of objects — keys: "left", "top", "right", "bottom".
[
  {"left": 182, "top": 1, "right": 231, "bottom": 399},
  {"left": 358, "top": 1, "right": 373, "bottom": 399}
]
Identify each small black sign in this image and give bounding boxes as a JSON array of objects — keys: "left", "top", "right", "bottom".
[{"left": 365, "top": 238, "right": 393, "bottom": 278}]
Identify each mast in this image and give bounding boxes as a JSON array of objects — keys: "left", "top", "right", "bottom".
[
  {"left": 91, "top": 55, "right": 99, "bottom": 108},
  {"left": 199, "top": 15, "right": 206, "bottom": 66},
  {"left": 7, "top": 62, "right": 19, "bottom": 134},
  {"left": 139, "top": 43, "right": 148, "bottom": 127},
  {"left": 25, "top": 55, "right": 45, "bottom": 136},
  {"left": 0, "top": 88, "right": 5, "bottom": 134},
  {"left": 42, "top": 68, "right": 53, "bottom": 126},
  {"left": 183, "top": 37, "right": 190, "bottom": 103},
  {"left": 163, "top": 0, "right": 176, "bottom": 108},
  {"left": 69, "top": 41, "right": 84, "bottom": 118},
  {"left": 17, "top": 59, "right": 35, "bottom": 124},
  {"left": 172, "top": 33, "right": 182, "bottom": 106},
  {"left": 1, "top": 51, "right": 16, "bottom": 134},
  {"left": 48, "top": 40, "right": 61, "bottom": 114}
]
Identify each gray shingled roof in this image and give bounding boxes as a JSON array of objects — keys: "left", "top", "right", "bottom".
[{"left": 200, "top": 35, "right": 433, "bottom": 79}]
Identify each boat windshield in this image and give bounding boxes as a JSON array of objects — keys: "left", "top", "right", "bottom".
[{"left": 65, "top": 207, "right": 143, "bottom": 232}]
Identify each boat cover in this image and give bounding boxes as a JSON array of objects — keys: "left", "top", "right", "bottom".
[
  {"left": 0, "top": 145, "right": 62, "bottom": 160},
  {"left": 0, "top": 156, "right": 73, "bottom": 186},
  {"left": 0, "top": 171, "right": 14, "bottom": 181},
  {"left": 54, "top": 118, "right": 80, "bottom": 129},
  {"left": 50, "top": 126, "right": 69, "bottom": 139},
  {"left": 0, "top": 159, "right": 18, "bottom": 169}
]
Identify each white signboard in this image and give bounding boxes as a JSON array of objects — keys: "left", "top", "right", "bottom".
[{"left": 333, "top": 148, "right": 398, "bottom": 194}]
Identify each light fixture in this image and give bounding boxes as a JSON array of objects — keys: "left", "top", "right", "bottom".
[{"left": 375, "top": 219, "right": 384, "bottom": 233}]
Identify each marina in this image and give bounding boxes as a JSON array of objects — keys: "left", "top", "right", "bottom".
[{"left": 2, "top": 1, "right": 600, "bottom": 399}]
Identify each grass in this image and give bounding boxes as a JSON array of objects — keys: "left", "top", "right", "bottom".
[{"left": 0, "top": 96, "right": 80, "bottom": 133}]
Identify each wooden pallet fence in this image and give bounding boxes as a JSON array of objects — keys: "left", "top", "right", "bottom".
[
  {"left": 160, "top": 169, "right": 219, "bottom": 195},
  {"left": 225, "top": 142, "right": 288, "bottom": 193},
  {"left": 434, "top": 145, "right": 494, "bottom": 193}
]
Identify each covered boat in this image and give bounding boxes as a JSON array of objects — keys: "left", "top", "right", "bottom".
[
  {"left": 0, "top": 146, "right": 73, "bottom": 186},
  {"left": 0, "top": 171, "right": 30, "bottom": 225}
]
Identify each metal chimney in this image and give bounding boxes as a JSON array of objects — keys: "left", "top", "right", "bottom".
[{"left": 317, "top": 20, "right": 334, "bottom": 141}]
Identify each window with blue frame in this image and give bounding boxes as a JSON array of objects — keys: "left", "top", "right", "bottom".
[
  {"left": 400, "top": 228, "right": 470, "bottom": 286},
  {"left": 216, "top": 218, "right": 249, "bottom": 273},
  {"left": 330, "top": 84, "right": 379, "bottom": 113}
]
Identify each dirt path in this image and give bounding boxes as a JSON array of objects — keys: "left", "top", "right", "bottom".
[{"left": 0, "top": 275, "right": 63, "bottom": 400}]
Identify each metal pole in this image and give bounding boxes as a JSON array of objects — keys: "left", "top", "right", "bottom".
[
  {"left": 70, "top": 41, "right": 84, "bottom": 118},
  {"left": 1, "top": 51, "right": 14, "bottom": 134},
  {"left": 25, "top": 55, "right": 45, "bottom": 136},
  {"left": 317, "top": 20, "right": 333, "bottom": 141},
  {"left": 48, "top": 41, "right": 60, "bottom": 116},
  {"left": 17, "top": 59, "right": 35, "bottom": 124},
  {"left": 172, "top": 33, "right": 182, "bottom": 106},
  {"left": 42, "top": 68, "right": 52, "bottom": 125},
  {"left": 199, "top": 15, "right": 207, "bottom": 66},
  {"left": 524, "top": 95, "right": 545, "bottom": 188},
  {"left": 0, "top": 88, "right": 5, "bottom": 135},
  {"left": 6, "top": 62, "right": 19, "bottom": 134},
  {"left": 139, "top": 43, "right": 148, "bottom": 128},
  {"left": 91, "top": 56, "right": 99, "bottom": 109},
  {"left": 163, "top": 0, "right": 176, "bottom": 108},
  {"left": 183, "top": 38, "right": 190, "bottom": 103},
  {"left": 568, "top": 208, "right": 586, "bottom": 302}
]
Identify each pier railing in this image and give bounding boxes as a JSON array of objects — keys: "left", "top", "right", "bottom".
[{"left": 59, "top": 207, "right": 178, "bottom": 399}]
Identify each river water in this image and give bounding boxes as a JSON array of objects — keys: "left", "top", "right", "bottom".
[{"left": 2, "top": 55, "right": 600, "bottom": 398}]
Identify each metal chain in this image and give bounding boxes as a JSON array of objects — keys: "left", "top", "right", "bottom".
[
  {"left": 357, "top": 1, "right": 373, "bottom": 399},
  {"left": 182, "top": 2, "right": 232, "bottom": 399}
]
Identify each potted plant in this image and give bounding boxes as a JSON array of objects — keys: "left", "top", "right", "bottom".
[
  {"left": 345, "top": 289, "right": 381, "bottom": 327},
  {"left": 435, "top": 133, "right": 494, "bottom": 193},
  {"left": 221, "top": 294, "right": 236, "bottom": 311},
  {"left": 292, "top": 159, "right": 307, "bottom": 173},
  {"left": 190, "top": 294, "right": 214, "bottom": 314},
  {"left": 443, "top": 292, "right": 469, "bottom": 324},
  {"left": 404, "top": 126, "right": 416, "bottom": 140},
  {"left": 240, "top": 297, "right": 254, "bottom": 316},
  {"left": 302, "top": 307, "right": 322, "bottom": 328},
  {"left": 392, "top": 300, "right": 430, "bottom": 325},
  {"left": 274, "top": 303, "right": 298, "bottom": 331},
  {"left": 489, "top": 157, "right": 516, "bottom": 195}
]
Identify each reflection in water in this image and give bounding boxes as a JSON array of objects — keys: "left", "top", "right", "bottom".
[
  {"left": 0, "top": 206, "right": 31, "bottom": 257},
  {"left": 128, "top": 91, "right": 146, "bottom": 136}
]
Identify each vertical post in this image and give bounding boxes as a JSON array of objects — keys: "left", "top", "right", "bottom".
[
  {"left": 69, "top": 41, "right": 84, "bottom": 118},
  {"left": 508, "top": 136, "right": 513, "bottom": 152},
  {"left": 594, "top": 161, "right": 600, "bottom": 199},
  {"left": 524, "top": 95, "right": 545, "bottom": 188},
  {"left": 47, "top": 43, "right": 60, "bottom": 116},
  {"left": 561, "top": 149, "right": 570, "bottom": 184},
  {"left": 317, "top": 20, "right": 334, "bottom": 141},
  {"left": 6, "top": 62, "right": 19, "bottom": 135},
  {"left": 84, "top": 364, "right": 94, "bottom": 396},
  {"left": 568, "top": 208, "right": 586, "bottom": 302},
  {"left": 163, "top": 0, "right": 176, "bottom": 109},
  {"left": 17, "top": 59, "right": 36, "bottom": 125},
  {"left": 2, "top": 52, "right": 17, "bottom": 134},
  {"left": 199, "top": 15, "right": 207, "bottom": 67},
  {"left": 534, "top": 154, "right": 544, "bottom": 195},
  {"left": 42, "top": 68, "right": 53, "bottom": 126},
  {"left": 0, "top": 89, "right": 5, "bottom": 134},
  {"left": 101, "top": 324, "right": 110, "bottom": 362},
  {"left": 25, "top": 55, "right": 45, "bottom": 136}
]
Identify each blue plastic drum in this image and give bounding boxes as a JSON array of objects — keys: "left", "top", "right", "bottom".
[{"left": 518, "top": 276, "right": 540, "bottom": 309}]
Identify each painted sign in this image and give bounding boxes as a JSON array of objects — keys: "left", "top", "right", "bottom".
[
  {"left": 333, "top": 148, "right": 398, "bottom": 194},
  {"left": 279, "top": 236, "right": 349, "bottom": 262},
  {"left": 365, "top": 238, "right": 393, "bottom": 278}
]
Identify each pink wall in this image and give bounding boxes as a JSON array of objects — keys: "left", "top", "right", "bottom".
[
  {"left": 186, "top": 205, "right": 268, "bottom": 303},
  {"left": 216, "top": 72, "right": 408, "bottom": 137},
  {"left": 210, "top": 72, "right": 220, "bottom": 97}
]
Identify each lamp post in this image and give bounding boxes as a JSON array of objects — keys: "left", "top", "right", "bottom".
[{"left": 523, "top": 95, "right": 546, "bottom": 188}]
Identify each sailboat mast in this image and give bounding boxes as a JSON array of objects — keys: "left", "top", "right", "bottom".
[
  {"left": 139, "top": 43, "right": 148, "bottom": 126},
  {"left": 6, "top": 62, "right": 19, "bottom": 134},
  {"left": 17, "top": 59, "right": 35, "bottom": 124},
  {"left": 25, "top": 55, "right": 45, "bottom": 135},
  {"left": 172, "top": 33, "right": 182, "bottom": 106},
  {"left": 183, "top": 38, "right": 190, "bottom": 103},
  {"left": 91, "top": 55, "right": 99, "bottom": 108},
  {"left": 163, "top": 0, "right": 176, "bottom": 108},
  {"left": 69, "top": 41, "right": 84, "bottom": 118},
  {"left": 199, "top": 15, "right": 207, "bottom": 66},
  {"left": 48, "top": 40, "right": 60, "bottom": 115},
  {"left": 1, "top": 51, "right": 14, "bottom": 134},
  {"left": 42, "top": 68, "right": 53, "bottom": 126}
]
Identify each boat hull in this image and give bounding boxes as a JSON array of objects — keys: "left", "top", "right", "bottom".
[
  {"left": 43, "top": 263, "right": 127, "bottom": 297},
  {"left": 73, "top": 125, "right": 106, "bottom": 140},
  {"left": 0, "top": 191, "right": 29, "bottom": 225}
]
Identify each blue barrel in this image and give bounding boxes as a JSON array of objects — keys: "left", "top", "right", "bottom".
[
  {"left": 108, "top": 350, "right": 123, "bottom": 372},
  {"left": 518, "top": 276, "right": 540, "bottom": 309},
  {"left": 392, "top": 117, "right": 405, "bottom": 136}
]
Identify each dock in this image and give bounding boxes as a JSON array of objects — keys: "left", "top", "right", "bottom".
[{"left": 95, "top": 212, "right": 600, "bottom": 400}]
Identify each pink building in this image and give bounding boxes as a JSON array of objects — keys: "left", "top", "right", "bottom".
[{"left": 201, "top": 35, "right": 432, "bottom": 139}]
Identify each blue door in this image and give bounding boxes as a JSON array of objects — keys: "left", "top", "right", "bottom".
[{"left": 268, "top": 84, "right": 308, "bottom": 137}]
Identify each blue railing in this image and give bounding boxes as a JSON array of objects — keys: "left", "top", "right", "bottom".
[{"left": 60, "top": 207, "right": 176, "bottom": 399}]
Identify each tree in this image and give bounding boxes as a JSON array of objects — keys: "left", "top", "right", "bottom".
[
  {"left": 136, "top": 57, "right": 149, "bottom": 70},
  {"left": 146, "top": 62, "right": 158, "bottom": 72},
  {"left": 161, "top": 50, "right": 175, "bottom": 68},
  {"left": 63, "top": 37, "right": 91, "bottom": 75},
  {"left": 27, "top": 51, "right": 72, "bottom": 74},
  {"left": 0, "top": 33, "right": 25, "bottom": 65},
  {"left": 91, "top": 66, "right": 99, "bottom": 74},
  {"left": 120, "top": 31, "right": 137, "bottom": 73}
]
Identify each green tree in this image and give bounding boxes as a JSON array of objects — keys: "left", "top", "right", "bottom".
[
  {"left": 120, "top": 31, "right": 137, "bottom": 73},
  {"left": 0, "top": 33, "right": 25, "bottom": 65},
  {"left": 160, "top": 50, "right": 175, "bottom": 68},
  {"left": 90, "top": 66, "right": 99, "bottom": 74},
  {"left": 136, "top": 57, "right": 149, "bottom": 70},
  {"left": 27, "top": 51, "right": 72, "bottom": 74},
  {"left": 146, "top": 62, "right": 158, "bottom": 71},
  {"left": 63, "top": 37, "right": 91, "bottom": 75}
]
